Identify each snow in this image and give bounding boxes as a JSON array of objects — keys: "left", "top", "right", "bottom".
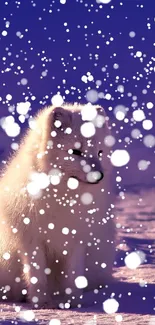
[{"left": 0, "top": 0, "right": 154, "bottom": 323}]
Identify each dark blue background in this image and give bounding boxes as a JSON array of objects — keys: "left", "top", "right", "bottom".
[{"left": 0, "top": 0, "right": 154, "bottom": 117}]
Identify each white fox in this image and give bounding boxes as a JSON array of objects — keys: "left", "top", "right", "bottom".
[{"left": 0, "top": 104, "right": 115, "bottom": 308}]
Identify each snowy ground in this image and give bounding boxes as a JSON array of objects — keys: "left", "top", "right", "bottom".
[{"left": 0, "top": 187, "right": 155, "bottom": 324}]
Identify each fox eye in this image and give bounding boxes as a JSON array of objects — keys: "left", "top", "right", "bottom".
[
  {"left": 72, "top": 149, "right": 82, "bottom": 156},
  {"left": 98, "top": 150, "right": 103, "bottom": 157}
]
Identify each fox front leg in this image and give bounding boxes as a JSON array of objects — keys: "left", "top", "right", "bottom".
[
  {"left": 60, "top": 243, "right": 86, "bottom": 308},
  {"left": 22, "top": 243, "right": 52, "bottom": 308}
]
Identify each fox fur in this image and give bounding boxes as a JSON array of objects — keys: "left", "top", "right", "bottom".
[{"left": 0, "top": 104, "right": 115, "bottom": 308}]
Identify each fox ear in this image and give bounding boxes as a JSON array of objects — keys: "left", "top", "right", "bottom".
[
  {"left": 52, "top": 106, "right": 72, "bottom": 129},
  {"left": 96, "top": 106, "right": 109, "bottom": 128},
  {"left": 96, "top": 106, "right": 106, "bottom": 116}
]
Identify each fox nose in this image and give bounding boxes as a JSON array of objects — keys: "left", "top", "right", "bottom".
[
  {"left": 86, "top": 171, "right": 104, "bottom": 184},
  {"left": 98, "top": 171, "right": 104, "bottom": 181}
]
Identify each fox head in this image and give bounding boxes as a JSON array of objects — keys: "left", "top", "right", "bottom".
[{"left": 36, "top": 104, "right": 112, "bottom": 187}]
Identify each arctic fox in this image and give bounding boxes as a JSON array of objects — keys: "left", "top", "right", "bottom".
[{"left": 0, "top": 104, "right": 115, "bottom": 308}]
